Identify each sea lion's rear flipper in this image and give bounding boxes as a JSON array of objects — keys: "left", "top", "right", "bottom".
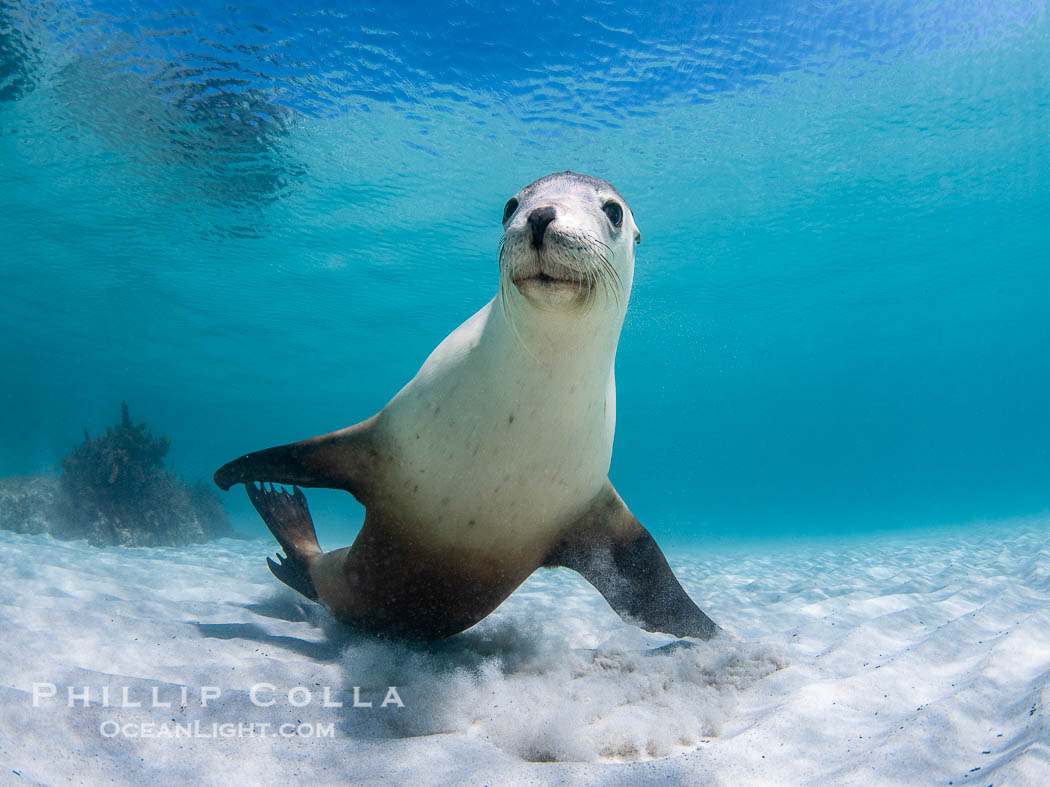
[
  {"left": 546, "top": 483, "right": 719, "bottom": 640},
  {"left": 213, "top": 417, "right": 378, "bottom": 501},
  {"left": 246, "top": 482, "right": 320, "bottom": 602}
]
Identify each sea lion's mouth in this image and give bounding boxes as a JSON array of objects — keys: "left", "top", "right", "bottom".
[
  {"left": 500, "top": 227, "right": 620, "bottom": 306},
  {"left": 514, "top": 271, "right": 576, "bottom": 288},
  {"left": 510, "top": 254, "right": 581, "bottom": 290}
]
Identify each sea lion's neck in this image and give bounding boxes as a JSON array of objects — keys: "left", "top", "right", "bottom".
[{"left": 495, "top": 289, "right": 625, "bottom": 375}]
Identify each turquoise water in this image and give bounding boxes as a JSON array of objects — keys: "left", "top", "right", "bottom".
[{"left": 2, "top": 0, "right": 1047, "bottom": 544}]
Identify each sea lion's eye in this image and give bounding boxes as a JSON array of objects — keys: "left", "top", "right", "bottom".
[
  {"left": 602, "top": 201, "right": 623, "bottom": 228},
  {"left": 502, "top": 198, "right": 519, "bottom": 223}
]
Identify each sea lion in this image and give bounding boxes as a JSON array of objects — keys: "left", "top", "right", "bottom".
[{"left": 215, "top": 171, "right": 718, "bottom": 641}]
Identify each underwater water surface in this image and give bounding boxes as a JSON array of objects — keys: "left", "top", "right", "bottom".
[{"left": 2, "top": 0, "right": 1048, "bottom": 546}]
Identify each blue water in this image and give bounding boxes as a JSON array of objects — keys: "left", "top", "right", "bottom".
[{"left": 2, "top": 0, "right": 1048, "bottom": 544}]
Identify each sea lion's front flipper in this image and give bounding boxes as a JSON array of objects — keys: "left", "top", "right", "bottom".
[
  {"left": 546, "top": 483, "right": 719, "bottom": 640},
  {"left": 213, "top": 417, "right": 378, "bottom": 501}
]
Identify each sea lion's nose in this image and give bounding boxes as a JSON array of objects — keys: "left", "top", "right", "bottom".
[{"left": 527, "top": 206, "right": 557, "bottom": 247}]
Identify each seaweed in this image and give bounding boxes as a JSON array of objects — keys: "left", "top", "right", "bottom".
[
  {"left": 0, "top": 402, "right": 233, "bottom": 547},
  {"left": 60, "top": 401, "right": 172, "bottom": 515}
]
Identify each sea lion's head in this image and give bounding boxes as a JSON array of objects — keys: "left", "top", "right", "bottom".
[{"left": 498, "top": 171, "right": 640, "bottom": 312}]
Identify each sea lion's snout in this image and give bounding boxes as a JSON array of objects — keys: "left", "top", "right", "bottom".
[{"left": 527, "top": 205, "right": 557, "bottom": 248}]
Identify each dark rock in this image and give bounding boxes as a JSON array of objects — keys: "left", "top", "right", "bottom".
[
  {"left": 0, "top": 476, "right": 60, "bottom": 536},
  {"left": 0, "top": 402, "right": 233, "bottom": 547}
]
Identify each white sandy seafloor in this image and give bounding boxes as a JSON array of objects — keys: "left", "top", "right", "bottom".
[{"left": 2, "top": 517, "right": 1049, "bottom": 786}]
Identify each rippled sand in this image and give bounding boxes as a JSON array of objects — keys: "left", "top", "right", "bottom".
[{"left": 2, "top": 518, "right": 1048, "bottom": 785}]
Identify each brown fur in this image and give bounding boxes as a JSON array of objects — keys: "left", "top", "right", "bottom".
[{"left": 219, "top": 437, "right": 717, "bottom": 641}]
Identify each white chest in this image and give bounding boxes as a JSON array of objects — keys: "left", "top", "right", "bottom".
[{"left": 377, "top": 299, "right": 618, "bottom": 551}]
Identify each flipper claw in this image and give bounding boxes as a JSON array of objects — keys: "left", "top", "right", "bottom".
[{"left": 246, "top": 482, "right": 322, "bottom": 602}]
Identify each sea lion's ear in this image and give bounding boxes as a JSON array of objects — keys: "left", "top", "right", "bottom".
[
  {"left": 634, "top": 228, "right": 641, "bottom": 244},
  {"left": 545, "top": 483, "right": 718, "bottom": 639}
]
